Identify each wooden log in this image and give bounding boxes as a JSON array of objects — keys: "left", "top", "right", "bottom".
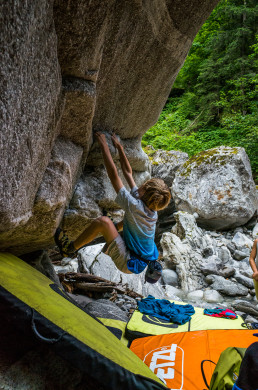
[
  {"left": 74, "top": 282, "right": 125, "bottom": 294},
  {"left": 61, "top": 272, "right": 144, "bottom": 299},
  {"left": 65, "top": 272, "right": 115, "bottom": 284}
]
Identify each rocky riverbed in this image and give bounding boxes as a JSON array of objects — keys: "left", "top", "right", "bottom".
[
  {"left": 53, "top": 211, "right": 258, "bottom": 324},
  {"left": 50, "top": 145, "right": 258, "bottom": 327}
]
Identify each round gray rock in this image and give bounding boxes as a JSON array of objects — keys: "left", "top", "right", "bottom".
[
  {"left": 203, "top": 289, "right": 223, "bottom": 303},
  {"left": 162, "top": 269, "right": 179, "bottom": 286},
  {"left": 85, "top": 300, "right": 129, "bottom": 322},
  {"left": 205, "top": 274, "right": 249, "bottom": 297},
  {"left": 187, "top": 290, "right": 204, "bottom": 301}
]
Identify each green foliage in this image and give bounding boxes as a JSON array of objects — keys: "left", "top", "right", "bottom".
[{"left": 143, "top": 0, "right": 258, "bottom": 181}]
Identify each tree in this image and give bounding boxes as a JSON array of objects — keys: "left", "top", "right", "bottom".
[{"left": 142, "top": 0, "right": 258, "bottom": 180}]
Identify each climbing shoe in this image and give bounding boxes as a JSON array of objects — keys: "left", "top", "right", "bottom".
[
  {"left": 145, "top": 260, "right": 162, "bottom": 284},
  {"left": 54, "top": 227, "right": 76, "bottom": 258}
]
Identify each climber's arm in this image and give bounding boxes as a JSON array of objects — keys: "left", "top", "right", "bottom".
[
  {"left": 111, "top": 133, "right": 136, "bottom": 189},
  {"left": 249, "top": 239, "right": 258, "bottom": 281},
  {"left": 95, "top": 132, "right": 123, "bottom": 193}
]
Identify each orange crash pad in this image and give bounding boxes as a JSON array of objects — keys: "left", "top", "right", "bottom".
[{"left": 130, "top": 329, "right": 258, "bottom": 389}]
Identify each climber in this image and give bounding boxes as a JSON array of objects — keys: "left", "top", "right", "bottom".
[
  {"left": 55, "top": 132, "right": 171, "bottom": 282},
  {"left": 249, "top": 237, "right": 258, "bottom": 299}
]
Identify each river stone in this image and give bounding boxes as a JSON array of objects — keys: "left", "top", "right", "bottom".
[
  {"left": 200, "top": 258, "right": 220, "bottom": 276},
  {"left": 202, "top": 246, "right": 214, "bottom": 258},
  {"left": 205, "top": 274, "right": 248, "bottom": 297},
  {"left": 239, "top": 262, "right": 253, "bottom": 279},
  {"left": 172, "top": 147, "right": 257, "bottom": 230},
  {"left": 217, "top": 246, "right": 231, "bottom": 263},
  {"left": 232, "top": 300, "right": 258, "bottom": 318},
  {"left": 161, "top": 231, "right": 204, "bottom": 292},
  {"left": 234, "top": 227, "right": 244, "bottom": 233},
  {"left": 226, "top": 242, "right": 236, "bottom": 255},
  {"left": 164, "top": 285, "right": 184, "bottom": 301},
  {"left": 151, "top": 150, "right": 188, "bottom": 187},
  {"left": 187, "top": 290, "right": 204, "bottom": 301},
  {"left": 203, "top": 289, "right": 223, "bottom": 303},
  {"left": 59, "top": 258, "right": 79, "bottom": 273},
  {"left": 161, "top": 233, "right": 191, "bottom": 280},
  {"left": 20, "top": 250, "right": 62, "bottom": 287},
  {"left": 234, "top": 273, "right": 254, "bottom": 289},
  {"left": 232, "top": 232, "right": 253, "bottom": 250},
  {"left": 85, "top": 300, "right": 128, "bottom": 322},
  {"left": 78, "top": 243, "right": 105, "bottom": 274},
  {"left": 233, "top": 250, "right": 249, "bottom": 261},
  {"left": 68, "top": 293, "right": 93, "bottom": 309},
  {"left": 161, "top": 269, "right": 178, "bottom": 286},
  {"left": 54, "top": 264, "right": 76, "bottom": 274},
  {"left": 142, "top": 283, "right": 166, "bottom": 300},
  {"left": 245, "top": 315, "right": 258, "bottom": 323},
  {"left": 219, "top": 266, "right": 235, "bottom": 278}
]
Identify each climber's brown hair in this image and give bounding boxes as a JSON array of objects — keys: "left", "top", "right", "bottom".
[{"left": 138, "top": 178, "right": 171, "bottom": 211}]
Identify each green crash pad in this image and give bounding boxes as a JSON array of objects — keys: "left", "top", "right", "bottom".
[
  {"left": 0, "top": 253, "right": 167, "bottom": 390},
  {"left": 125, "top": 300, "right": 245, "bottom": 341},
  {"left": 98, "top": 317, "right": 129, "bottom": 346}
]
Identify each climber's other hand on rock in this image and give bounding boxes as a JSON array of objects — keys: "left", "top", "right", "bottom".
[
  {"left": 111, "top": 133, "right": 122, "bottom": 149},
  {"left": 95, "top": 132, "right": 107, "bottom": 145}
]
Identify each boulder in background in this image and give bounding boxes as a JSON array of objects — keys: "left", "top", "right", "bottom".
[{"left": 172, "top": 146, "right": 257, "bottom": 230}]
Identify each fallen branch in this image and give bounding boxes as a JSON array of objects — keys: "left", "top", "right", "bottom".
[
  {"left": 59, "top": 272, "right": 143, "bottom": 299},
  {"left": 65, "top": 272, "right": 115, "bottom": 284},
  {"left": 75, "top": 282, "right": 125, "bottom": 294}
]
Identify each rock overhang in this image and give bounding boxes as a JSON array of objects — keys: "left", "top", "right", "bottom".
[{"left": 1, "top": 0, "right": 220, "bottom": 254}]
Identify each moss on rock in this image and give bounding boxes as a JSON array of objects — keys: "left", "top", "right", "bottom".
[{"left": 179, "top": 146, "right": 240, "bottom": 177}]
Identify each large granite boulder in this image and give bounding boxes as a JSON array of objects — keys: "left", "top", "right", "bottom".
[
  {"left": 151, "top": 149, "right": 189, "bottom": 187},
  {"left": 1, "top": 0, "right": 219, "bottom": 255},
  {"left": 172, "top": 146, "right": 257, "bottom": 230}
]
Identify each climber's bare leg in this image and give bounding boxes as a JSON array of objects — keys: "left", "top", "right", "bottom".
[{"left": 73, "top": 216, "right": 119, "bottom": 250}]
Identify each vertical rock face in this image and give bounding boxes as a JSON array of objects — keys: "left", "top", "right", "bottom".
[
  {"left": 0, "top": 0, "right": 62, "bottom": 231},
  {"left": 0, "top": 0, "right": 219, "bottom": 254}
]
